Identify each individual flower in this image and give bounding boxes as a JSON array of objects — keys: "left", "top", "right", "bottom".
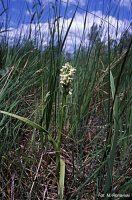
[{"left": 60, "top": 62, "right": 76, "bottom": 95}]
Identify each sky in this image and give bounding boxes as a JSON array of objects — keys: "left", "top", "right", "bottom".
[{"left": 0, "top": 0, "right": 132, "bottom": 51}]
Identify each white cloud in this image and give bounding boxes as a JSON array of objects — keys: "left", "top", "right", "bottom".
[
  {"left": 25, "top": 10, "right": 34, "bottom": 16},
  {"left": 55, "top": 11, "right": 130, "bottom": 50},
  {"left": 39, "top": 0, "right": 86, "bottom": 7},
  {"left": 115, "top": 0, "right": 132, "bottom": 9},
  {"left": 2, "top": 22, "right": 49, "bottom": 47},
  {"left": 2, "top": 10, "right": 130, "bottom": 52},
  {"left": 62, "top": 0, "right": 86, "bottom": 6}
]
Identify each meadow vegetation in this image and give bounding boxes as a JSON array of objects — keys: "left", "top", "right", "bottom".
[{"left": 0, "top": 0, "right": 132, "bottom": 199}]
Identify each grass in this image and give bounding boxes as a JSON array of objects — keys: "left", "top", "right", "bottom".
[{"left": 0, "top": 0, "right": 132, "bottom": 199}]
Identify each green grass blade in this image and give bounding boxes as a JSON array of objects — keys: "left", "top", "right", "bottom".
[
  {"left": 104, "top": 71, "right": 119, "bottom": 194},
  {"left": 0, "top": 110, "right": 49, "bottom": 134},
  {"left": 110, "top": 70, "right": 115, "bottom": 100},
  {"left": 58, "top": 158, "right": 65, "bottom": 199},
  {"left": 0, "top": 110, "right": 58, "bottom": 151}
]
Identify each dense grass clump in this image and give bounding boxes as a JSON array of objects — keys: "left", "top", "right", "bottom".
[{"left": 0, "top": 0, "right": 132, "bottom": 199}]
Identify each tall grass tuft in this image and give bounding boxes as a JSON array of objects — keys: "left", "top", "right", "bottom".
[{"left": 0, "top": 0, "right": 132, "bottom": 199}]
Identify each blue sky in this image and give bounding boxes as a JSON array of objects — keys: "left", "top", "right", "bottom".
[
  {"left": 1, "top": 0, "right": 131, "bottom": 25},
  {"left": 0, "top": 0, "right": 132, "bottom": 51}
]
